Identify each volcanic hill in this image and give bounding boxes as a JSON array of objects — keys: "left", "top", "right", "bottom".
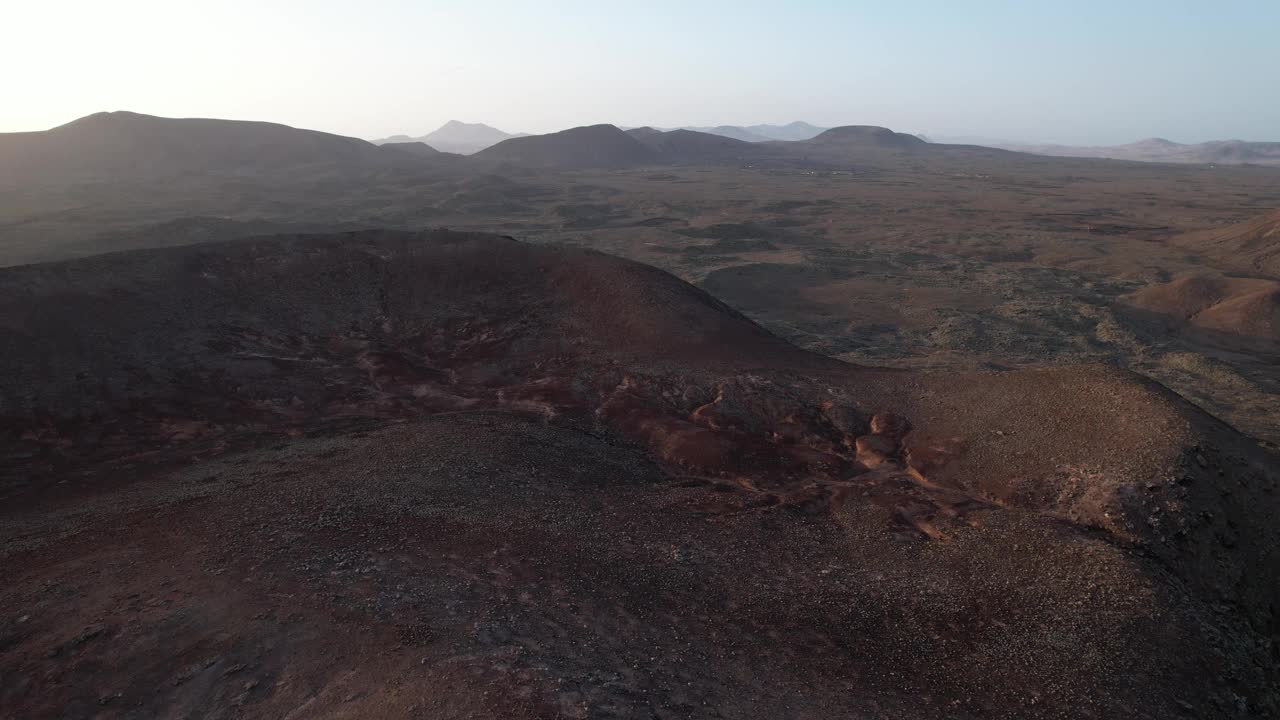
[
  {"left": 1123, "top": 273, "right": 1280, "bottom": 352},
  {"left": 804, "top": 125, "right": 929, "bottom": 150},
  {"left": 474, "top": 124, "right": 660, "bottom": 169},
  {"left": 1171, "top": 209, "right": 1280, "bottom": 278},
  {"left": 2, "top": 230, "right": 1278, "bottom": 718},
  {"left": 0, "top": 111, "right": 432, "bottom": 186}
]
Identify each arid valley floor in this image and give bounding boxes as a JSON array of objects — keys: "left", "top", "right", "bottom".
[{"left": 2, "top": 114, "right": 1279, "bottom": 718}]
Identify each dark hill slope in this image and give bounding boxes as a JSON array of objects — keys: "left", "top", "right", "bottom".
[
  {"left": 380, "top": 140, "right": 442, "bottom": 156},
  {"left": 686, "top": 125, "right": 774, "bottom": 142},
  {"left": 769, "top": 125, "right": 1021, "bottom": 166},
  {"left": 806, "top": 125, "right": 929, "bottom": 149},
  {"left": 627, "top": 128, "right": 763, "bottom": 162},
  {"left": 1, "top": 230, "right": 1277, "bottom": 718},
  {"left": 474, "top": 124, "right": 660, "bottom": 169},
  {"left": 0, "top": 111, "right": 432, "bottom": 185}
]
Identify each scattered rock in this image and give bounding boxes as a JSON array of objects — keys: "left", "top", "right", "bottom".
[
  {"left": 71, "top": 624, "right": 108, "bottom": 647},
  {"left": 820, "top": 402, "right": 869, "bottom": 438},
  {"left": 870, "top": 412, "right": 912, "bottom": 441}
]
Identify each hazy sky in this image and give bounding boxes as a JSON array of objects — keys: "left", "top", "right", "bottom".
[{"left": 6, "top": 0, "right": 1278, "bottom": 144}]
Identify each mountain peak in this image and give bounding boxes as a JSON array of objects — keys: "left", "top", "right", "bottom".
[
  {"left": 439, "top": 119, "right": 493, "bottom": 131},
  {"left": 420, "top": 121, "right": 519, "bottom": 154}
]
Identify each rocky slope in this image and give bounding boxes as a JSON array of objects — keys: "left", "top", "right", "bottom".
[
  {"left": 1, "top": 230, "right": 1278, "bottom": 718},
  {"left": 1170, "top": 210, "right": 1280, "bottom": 278}
]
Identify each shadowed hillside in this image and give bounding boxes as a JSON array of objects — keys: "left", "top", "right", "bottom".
[{"left": 1123, "top": 273, "right": 1280, "bottom": 352}]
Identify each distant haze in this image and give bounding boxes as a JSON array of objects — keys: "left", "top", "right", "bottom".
[{"left": 5, "top": 0, "right": 1279, "bottom": 145}]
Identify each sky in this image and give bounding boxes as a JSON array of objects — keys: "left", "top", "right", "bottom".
[{"left": 5, "top": 0, "right": 1278, "bottom": 145}]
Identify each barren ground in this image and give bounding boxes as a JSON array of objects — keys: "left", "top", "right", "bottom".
[{"left": 3, "top": 146, "right": 1280, "bottom": 719}]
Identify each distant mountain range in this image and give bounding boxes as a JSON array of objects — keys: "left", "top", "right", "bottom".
[
  {"left": 743, "top": 121, "right": 829, "bottom": 141},
  {"left": 626, "top": 127, "right": 757, "bottom": 161},
  {"left": 373, "top": 120, "right": 528, "bottom": 155},
  {"left": 671, "top": 125, "right": 773, "bottom": 143},
  {"left": 654, "top": 121, "right": 828, "bottom": 143},
  {"left": 10, "top": 112, "right": 1279, "bottom": 192},
  {"left": 376, "top": 121, "right": 831, "bottom": 153},
  {"left": 0, "top": 113, "right": 1012, "bottom": 186},
  {"left": 963, "top": 137, "right": 1280, "bottom": 166},
  {"left": 474, "top": 123, "right": 968, "bottom": 169},
  {"left": 376, "top": 121, "right": 1280, "bottom": 166}
]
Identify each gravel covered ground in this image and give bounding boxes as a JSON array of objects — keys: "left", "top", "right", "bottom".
[{"left": 2, "top": 231, "right": 1278, "bottom": 718}]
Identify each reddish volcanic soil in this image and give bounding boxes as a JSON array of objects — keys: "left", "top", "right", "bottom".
[
  {"left": 2, "top": 230, "right": 1279, "bottom": 718},
  {"left": 1122, "top": 274, "right": 1280, "bottom": 352},
  {"left": 1172, "top": 210, "right": 1280, "bottom": 278}
]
